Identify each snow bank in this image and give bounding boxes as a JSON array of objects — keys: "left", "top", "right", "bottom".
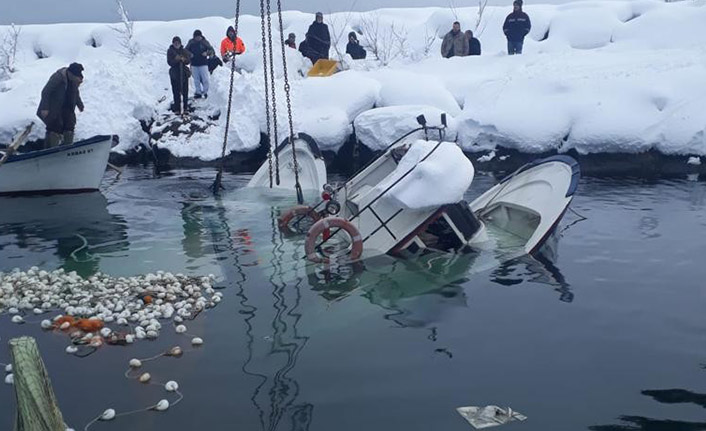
[
  {"left": 1, "top": 0, "right": 705, "bottom": 159},
  {"left": 354, "top": 105, "right": 458, "bottom": 151},
  {"left": 376, "top": 140, "right": 474, "bottom": 210}
]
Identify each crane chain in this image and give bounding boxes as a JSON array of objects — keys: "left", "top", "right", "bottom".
[
  {"left": 266, "top": 0, "right": 281, "bottom": 185},
  {"left": 259, "top": 0, "right": 273, "bottom": 188}
]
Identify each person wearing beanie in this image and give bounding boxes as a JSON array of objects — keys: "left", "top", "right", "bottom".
[
  {"left": 220, "top": 26, "right": 246, "bottom": 63},
  {"left": 503, "top": 0, "right": 531, "bottom": 55},
  {"left": 305, "top": 12, "right": 330, "bottom": 62},
  {"left": 36, "top": 62, "right": 85, "bottom": 148},
  {"left": 345, "top": 32, "right": 366, "bottom": 60},
  {"left": 285, "top": 33, "right": 297, "bottom": 49},
  {"left": 167, "top": 36, "right": 192, "bottom": 114},
  {"left": 186, "top": 29, "right": 215, "bottom": 99}
]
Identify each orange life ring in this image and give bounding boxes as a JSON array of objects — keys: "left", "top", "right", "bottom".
[
  {"left": 278, "top": 205, "right": 321, "bottom": 235},
  {"left": 305, "top": 217, "right": 364, "bottom": 263}
]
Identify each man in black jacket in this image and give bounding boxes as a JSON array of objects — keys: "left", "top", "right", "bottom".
[
  {"left": 465, "top": 30, "right": 481, "bottom": 56},
  {"left": 306, "top": 12, "right": 331, "bottom": 63},
  {"left": 167, "top": 36, "right": 192, "bottom": 114},
  {"left": 36, "top": 63, "right": 85, "bottom": 148},
  {"left": 503, "top": 0, "right": 531, "bottom": 55},
  {"left": 186, "top": 30, "right": 215, "bottom": 99},
  {"left": 346, "top": 32, "right": 366, "bottom": 60}
]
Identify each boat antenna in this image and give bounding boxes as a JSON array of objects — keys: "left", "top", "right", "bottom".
[{"left": 211, "top": 0, "right": 242, "bottom": 195}]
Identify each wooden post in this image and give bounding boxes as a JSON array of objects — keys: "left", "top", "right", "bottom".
[{"left": 9, "top": 337, "right": 66, "bottom": 431}]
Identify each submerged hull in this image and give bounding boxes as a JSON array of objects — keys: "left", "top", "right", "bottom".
[
  {"left": 248, "top": 133, "right": 327, "bottom": 192},
  {"left": 0, "top": 136, "right": 113, "bottom": 195}
]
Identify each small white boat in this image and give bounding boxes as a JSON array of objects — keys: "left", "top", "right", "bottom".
[
  {"left": 248, "top": 133, "right": 327, "bottom": 193},
  {"left": 0, "top": 135, "right": 113, "bottom": 195},
  {"left": 278, "top": 115, "right": 580, "bottom": 263}
]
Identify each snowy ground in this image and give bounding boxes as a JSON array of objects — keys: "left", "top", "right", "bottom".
[{"left": 1, "top": 0, "right": 705, "bottom": 160}]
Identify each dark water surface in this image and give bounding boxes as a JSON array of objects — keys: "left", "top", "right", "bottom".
[{"left": 0, "top": 167, "right": 705, "bottom": 431}]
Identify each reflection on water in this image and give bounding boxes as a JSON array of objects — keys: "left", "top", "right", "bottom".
[{"left": 0, "top": 192, "right": 129, "bottom": 276}]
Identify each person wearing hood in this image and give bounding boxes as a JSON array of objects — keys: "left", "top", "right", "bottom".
[
  {"left": 186, "top": 29, "right": 215, "bottom": 99},
  {"left": 503, "top": 0, "right": 531, "bottom": 55},
  {"left": 285, "top": 33, "right": 297, "bottom": 49},
  {"left": 441, "top": 21, "right": 469, "bottom": 58},
  {"left": 298, "top": 35, "right": 318, "bottom": 64},
  {"left": 167, "top": 36, "right": 192, "bottom": 114},
  {"left": 305, "top": 12, "right": 331, "bottom": 62},
  {"left": 465, "top": 30, "right": 482, "bottom": 56},
  {"left": 36, "top": 62, "right": 85, "bottom": 148},
  {"left": 220, "top": 26, "right": 246, "bottom": 62},
  {"left": 345, "top": 32, "right": 367, "bottom": 60}
]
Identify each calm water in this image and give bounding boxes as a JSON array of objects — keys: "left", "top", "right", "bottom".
[{"left": 0, "top": 167, "right": 705, "bottom": 431}]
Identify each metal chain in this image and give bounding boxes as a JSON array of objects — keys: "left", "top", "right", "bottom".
[
  {"left": 276, "top": 0, "right": 303, "bottom": 204},
  {"left": 212, "top": 0, "right": 242, "bottom": 194},
  {"left": 259, "top": 0, "right": 273, "bottom": 188},
  {"left": 266, "top": 0, "right": 281, "bottom": 185}
]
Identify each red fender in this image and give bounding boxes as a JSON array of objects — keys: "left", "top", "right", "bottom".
[{"left": 305, "top": 217, "right": 364, "bottom": 263}]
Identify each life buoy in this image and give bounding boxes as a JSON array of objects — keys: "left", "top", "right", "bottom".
[
  {"left": 305, "top": 217, "right": 364, "bottom": 263},
  {"left": 278, "top": 205, "right": 321, "bottom": 235}
]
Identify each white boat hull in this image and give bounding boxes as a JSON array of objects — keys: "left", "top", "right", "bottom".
[
  {"left": 248, "top": 133, "right": 327, "bottom": 192},
  {"left": 0, "top": 136, "right": 113, "bottom": 195}
]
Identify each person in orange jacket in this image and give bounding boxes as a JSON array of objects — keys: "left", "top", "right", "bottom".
[{"left": 220, "top": 26, "right": 246, "bottom": 62}]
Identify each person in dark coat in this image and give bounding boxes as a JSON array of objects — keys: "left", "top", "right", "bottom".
[
  {"left": 186, "top": 30, "right": 215, "bottom": 98},
  {"left": 503, "top": 0, "right": 531, "bottom": 55},
  {"left": 285, "top": 33, "right": 297, "bottom": 49},
  {"left": 345, "top": 32, "right": 367, "bottom": 60},
  {"left": 305, "top": 12, "right": 330, "bottom": 62},
  {"left": 36, "top": 63, "right": 85, "bottom": 148},
  {"left": 167, "top": 36, "right": 192, "bottom": 114},
  {"left": 298, "top": 35, "right": 319, "bottom": 64},
  {"left": 465, "top": 30, "right": 481, "bottom": 56}
]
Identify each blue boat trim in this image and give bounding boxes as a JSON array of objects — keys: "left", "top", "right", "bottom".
[
  {"left": 5, "top": 135, "right": 113, "bottom": 164},
  {"left": 274, "top": 133, "right": 323, "bottom": 159},
  {"left": 499, "top": 155, "right": 581, "bottom": 198}
]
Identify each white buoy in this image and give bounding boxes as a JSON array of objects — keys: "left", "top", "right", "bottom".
[
  {"left": 129, "top": 358, "right": 142, "bottom": 368},
  {"left": 65, "top": 345, "right": 78, "bottom": 354},
  {"left": 41, "top": 319, "right": 53, "bottom": 329},
  {"left": 11, "top": 315, "right": 24, "bottom": 324},
  {"left": 139, "top": 372, "right": 151, "bottom": 383},
  {"left": 100, "top": 409, "right": 116, "bottom": 421},
  {"left": 168, "top": 346, "right": 183, "bottom": 357},
  {"left": 5, "top": 364, "right": 12, "bottom": 373},
  {"left": 175, "top": 325, "right": 187, "bottom": 334},
  {"left": 191, "top": 337, "right": 203, "bottom": 346},
  {"left": 60, "top": 321, "right": 71, "bottom": 330},
  {"left": 125, "top": 334, "right": 135, "bottom": 344},
  {"left": 154, "top": 399, "right": 170, "bottom": 411},
  {"left": 165, "top": 381, "right": 179, "bottom": 392},
  {"left": 4, "top": 374, "right": 13, "bottom": 385},
  {"left": 100, "top": 327, "right": 112, "bottom": 338}
]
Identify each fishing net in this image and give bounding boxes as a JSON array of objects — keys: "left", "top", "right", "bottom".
[{"left": 9, "top": 337, "right": 66, "bottom": 431}]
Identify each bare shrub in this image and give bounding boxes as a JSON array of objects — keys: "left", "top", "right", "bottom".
[
  {"left": 0, "top": 24, "right": 21, "bottom": 76},
  {"left": 359, "top": 14, "right": 409, "bottom": 66},
  {"left": 112, "top": 0, "right": 138, "bottom": 58}
]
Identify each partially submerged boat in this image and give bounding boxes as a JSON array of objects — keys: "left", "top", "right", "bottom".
[
  {"left": 279, "top": 115, "right": 580, "bottom": 263},
  {"left": 0, "top": 135, "right": 114, "bottom": 195},
  {"left": 247, "top": 133, "right": 327, "bottom": 193}
]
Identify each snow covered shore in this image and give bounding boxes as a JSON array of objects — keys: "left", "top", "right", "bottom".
[{"left": 1, "top": 0, "right": 705, "bottom": 160}]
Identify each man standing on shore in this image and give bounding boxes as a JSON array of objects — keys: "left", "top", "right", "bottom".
[
  {"left": 441, "top": 22, "right": 469, "bottom": 58},
  {"left": 503, "top": 0, "right": 532, "bottom": 55}
]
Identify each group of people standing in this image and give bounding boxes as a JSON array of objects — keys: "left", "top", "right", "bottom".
[
  {"left": 167, "top": 27, "right": 246, "bottom": 114},
  {"left": 442, "top": 0, "right": 531, "bottom": 58}
]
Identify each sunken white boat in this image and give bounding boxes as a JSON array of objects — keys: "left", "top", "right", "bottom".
[
  {"left": 0, "top": 135, "right": 113, "bottom": 195},
  {"left": 279, "top": 115, "right": 580, "bottom": 263},
  {"left": 248, "top": 133, "right": 327, "bottom": 192}
]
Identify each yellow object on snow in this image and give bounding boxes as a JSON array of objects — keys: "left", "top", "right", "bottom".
[{"left": 307, "top": 59, "right": 338, "bottom": 77}]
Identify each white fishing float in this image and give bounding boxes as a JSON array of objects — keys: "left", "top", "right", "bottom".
[
  {"left": 100, "top": 409, "right": 116, "bottom": 421},
  {"left": 154, "top": 399, "right": 170, "bottom": 411},
  {"left": 191, "top": 337, "right": 203, "bottom": 346},
  {"left": 175, "top": 325, "right": 187, "bottom": 334},
  {"left": 164, "top": 381, "right": 179, "bottom": 392},
  {"left": 129, "top": 358, "right": 142, "bottom": 368},
  {"left": 65, "top": 345, "right": 78, "bottom": 354},
  {"left": 5, "top": 373, "right": 14, "bottom": 385},
  {"left": 100, "top": 327, "right": 112, "bottom": 338},
  {"left": 5, "top": 364, "right": 11, "bottom": 373},
  {"left": 40, "top": 319, "right": 53, "bottom": 329},
  {"left": 11, "top": 315, "right": 24, "bottom": 324},
  {"left": 139, "top": 372, "right": 151, "bottom": 383}
]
